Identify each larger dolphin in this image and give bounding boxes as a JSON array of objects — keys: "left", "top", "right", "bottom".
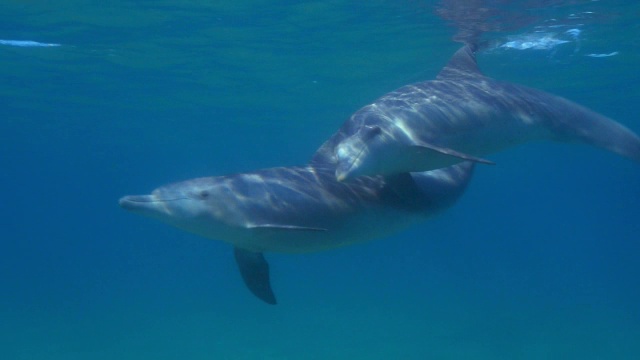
[
  {"left": 320, "top": 45, "right": 640, "bottom": 181},
  {"left": 119, "top": 162, "right": 474, "bottom": 304}
]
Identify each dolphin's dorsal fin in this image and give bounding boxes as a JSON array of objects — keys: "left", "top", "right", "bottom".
[{"left": 436, "top": 45, "right": 484, "bottom": 80}]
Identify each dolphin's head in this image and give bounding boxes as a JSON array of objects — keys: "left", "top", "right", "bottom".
[
  {"left": 334, "top": 125, "right": 406, "bottom": 181},
  {"left": 119, "top": 177, "right": 240, "bottom": 239}
]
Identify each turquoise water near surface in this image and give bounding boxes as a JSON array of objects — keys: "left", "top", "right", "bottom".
[{"left": 1, "top": 1, "right": 639, "bottom": 359}]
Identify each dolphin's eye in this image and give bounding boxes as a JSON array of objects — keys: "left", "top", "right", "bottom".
[
  {"left": 199, "top": 190, "right": 210, "bottom": 199},
  {"left": 362, "top": 125, "right": 382, "bottom": 139}
]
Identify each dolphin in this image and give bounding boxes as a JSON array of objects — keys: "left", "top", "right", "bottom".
[
  {"left": 317, "top": 45, "right": 640, "bottom": 181},
  {"left": 119, "top": 162, "right": 474, "bottom": 304}
]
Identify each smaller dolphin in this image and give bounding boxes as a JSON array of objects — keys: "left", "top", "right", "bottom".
[
  {"left": 119, "top": 163, "right": 474, "bottom": 304},
  {"left": 320, "top": 45, "right": 640, "bottom": 181}
]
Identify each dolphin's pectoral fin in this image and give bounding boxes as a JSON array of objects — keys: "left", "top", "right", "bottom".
[
  {"left": 233, "top": 247, "right": 277, "bottom": 305},
  {"left": 248, "top": 224, "right": 329, "bottom": 232},
  {"left": 410, "top": 143, "right": 496, "bottom": 166}
]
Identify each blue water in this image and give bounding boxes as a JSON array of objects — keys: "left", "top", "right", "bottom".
[{"left": 1, "top": 1, "right": 639, "bottom": 359}]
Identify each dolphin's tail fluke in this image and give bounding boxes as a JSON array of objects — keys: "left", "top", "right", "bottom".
[
  {"left": 588, "top": 121, "right": 640, "bottom": 162},
  {"left": 547, "top": 96, "right": 640, "bottom": 163}
]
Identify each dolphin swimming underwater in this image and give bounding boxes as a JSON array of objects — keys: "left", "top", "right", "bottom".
[
  {"left": 320, "top": 45, "right": 640, "bottom": 181},
  {"left": 120, "top": 162, "right": 474, "bottom": 304}
]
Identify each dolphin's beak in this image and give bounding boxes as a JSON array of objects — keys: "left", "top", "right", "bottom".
[{"left": 119, "top": 195, "right": 156, "bottom": 211}]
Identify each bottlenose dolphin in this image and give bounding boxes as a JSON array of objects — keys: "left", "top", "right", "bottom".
[
  {"left": 120, "top": 162, "right": 474, "bottom": 304},
  {"left": 318, "top": 45, "right": 640, "bottom": 181}
]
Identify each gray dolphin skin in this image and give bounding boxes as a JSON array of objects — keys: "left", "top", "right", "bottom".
[
  {"left": 120, "top": 162, "right": 474, "bottom": 304},
  {"left": 318, "top": 45, "right": 640, "bottom": 181}
]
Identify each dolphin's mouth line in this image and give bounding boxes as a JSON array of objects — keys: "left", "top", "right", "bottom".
[
  {"left": 133, "top": 197, "right": 188, "bottom": 203},
  {"left": 119, "top": 195, "right": 189, "bottom": 209}
]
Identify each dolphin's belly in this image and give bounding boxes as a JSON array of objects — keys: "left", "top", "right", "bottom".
[{"left": 209, "top": 205, "right": 424, "bottom": 254}]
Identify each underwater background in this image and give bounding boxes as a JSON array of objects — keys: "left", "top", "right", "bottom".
[{"left": 1, "top": 1, "right": 639, "bottom": 359}]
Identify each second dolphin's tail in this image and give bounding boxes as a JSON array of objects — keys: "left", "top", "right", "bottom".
[{"left": 536, "top": 91, "right": 640, "bottom": 163}]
